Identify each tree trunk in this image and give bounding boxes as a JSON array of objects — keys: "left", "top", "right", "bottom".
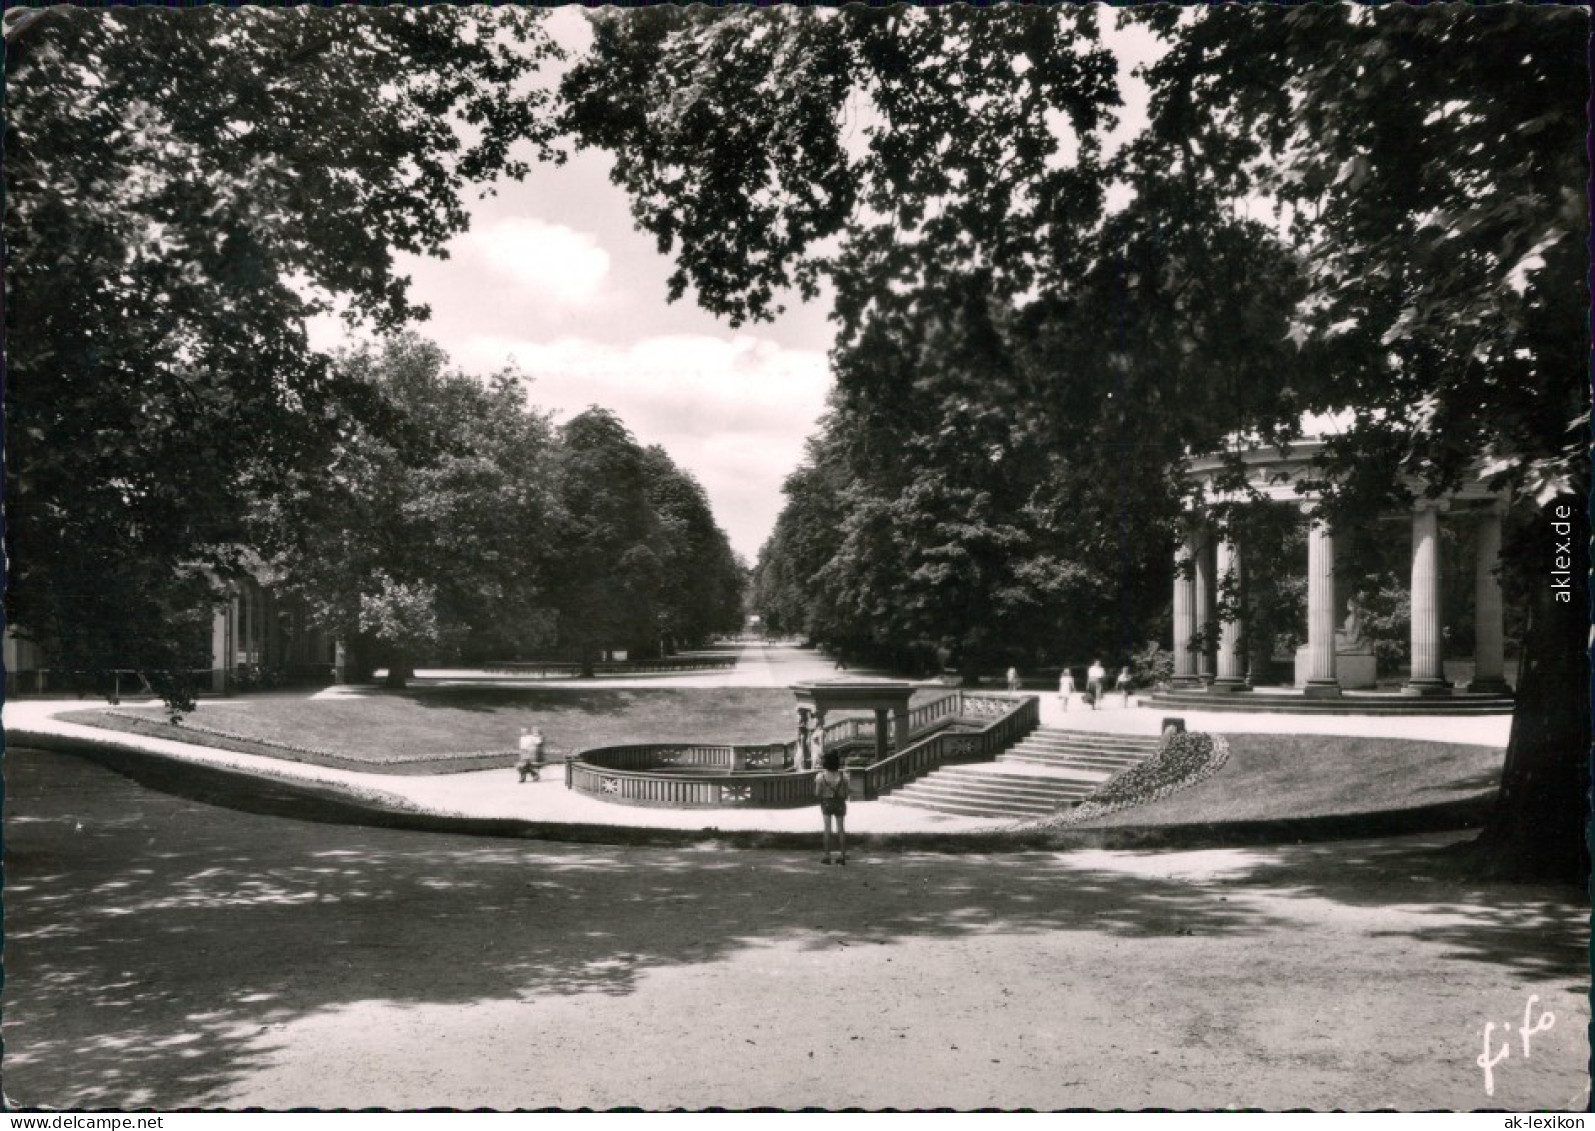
[
  {"left": 1469, "top": 494, "right": 1589, "bottom": 884},
  {"left": 341, "top": 634, "right": 377, "bottom": 685},
  {"left": 383, "top": 650, "right": 411, "bottom": 690}
]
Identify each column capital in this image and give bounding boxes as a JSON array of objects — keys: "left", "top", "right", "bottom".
[{"left": 1297, "top": 501, "right": 1335, "bottom": 531}]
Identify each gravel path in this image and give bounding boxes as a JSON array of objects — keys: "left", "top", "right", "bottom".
[{"left": 5, "top": 747, "right": 1585, "bottom": 1112}]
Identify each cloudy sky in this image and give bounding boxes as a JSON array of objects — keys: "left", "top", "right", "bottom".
[{"left": 316, "top": 10, "right": 1160, "bottom": 563}]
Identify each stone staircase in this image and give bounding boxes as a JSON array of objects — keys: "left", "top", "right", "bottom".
[{"left": 879, "top": 728, "right": 1162, "bottom": 819}]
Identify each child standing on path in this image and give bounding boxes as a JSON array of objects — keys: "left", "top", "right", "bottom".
[
  {"left": 1058, "top": 667, "right": 1075, "bottom": 711},
  {"left": 815, "top": 750, "right": 849, "bottom": 865}
]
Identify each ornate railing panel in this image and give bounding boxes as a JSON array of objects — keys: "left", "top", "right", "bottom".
[
  {"left": 857, "top": 693, "right": 1038, "bottom": 800},
  {"left": 566, "top": 750, "right": 814, "bottom": 809}
]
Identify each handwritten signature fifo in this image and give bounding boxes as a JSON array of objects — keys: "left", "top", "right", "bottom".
[{"left": 1477, "top": 995, "right": 1556, "bottom": 1097}]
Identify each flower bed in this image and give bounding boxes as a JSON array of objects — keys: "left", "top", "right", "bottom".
[{"left": 1052, "top": 731, "right": 1231, "bottom": 825}]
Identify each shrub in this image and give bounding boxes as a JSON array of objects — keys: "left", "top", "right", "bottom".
[{"left": 1128, "top": 641, "right": 1173, "bottom": 690}]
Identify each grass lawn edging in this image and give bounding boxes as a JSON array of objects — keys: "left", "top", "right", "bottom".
[
  {"left": 58, "top": 710, "right": 516, "bottom": 776},
  {"left": 10, "top": 728, "right": 1492, "bottom": 854}
]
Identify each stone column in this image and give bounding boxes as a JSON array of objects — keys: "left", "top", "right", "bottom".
[
  {"left": 1303, "top": 507, "right": 1342, "bottom": 697},
  {"left": 1172, "top": 526, "right": 1199, "bottom": 687},
  {"left": 1192, "top": 527, "right": 1215, "bottom": 682},
  {"left": 1467, "top": 502, "right": 1510, "bottom": 694},
  {"left": 1405, "top": 501, "right": 1451, "bottom": 696},
  {"left": 1211, "top": 534, "right": 1248, "bottom": 693},
  {"left": 873, "top": 707, "right": 890, "bottom": 762},
  {"left": 211, "top": 606, "right": 231, "bottom": 693},
  {"left": 893, "top": 705, "right": 912, "bottom": 753}
]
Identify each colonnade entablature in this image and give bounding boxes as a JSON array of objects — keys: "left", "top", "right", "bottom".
[{"left": 1174, "top": 441, "right": 1511, "bottom": 699}]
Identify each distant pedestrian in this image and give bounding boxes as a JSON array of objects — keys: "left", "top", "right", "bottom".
[
  {"left": 1058, "top": 668, "right": 1075, "bottom": 711},
  {"left": 516, "top": 727, "right": 545, "bottom": 782},
  {"left": 796, "top": 706, "right": 812, "bottom": 769},
  {"left": 1086, "top": 660, "right": 1106, "bottom": 710},
  {"left": 815, "top": 750, "right": 849, "bottom": 865},
  {"left": 1006, "top": 666, "right": 1020, "bottom": 692},
  {"left": 1116, "top": 666, "right": 1132, "bottom": 707}
]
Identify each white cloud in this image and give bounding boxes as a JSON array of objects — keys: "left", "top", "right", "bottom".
[
  {"left": 468, "top": 218, "right": 611, "bottom": 306},
  {"left": 460, "top": 333, "right": 832, "bottom": 560}
]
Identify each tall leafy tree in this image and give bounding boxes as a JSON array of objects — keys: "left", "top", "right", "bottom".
[
  {"left": 1129, "top": 3, "right": 1589, "bottom": 881},
  {"left": 640, "top": 446, "right": 746, "bottom": 653},
  {"left": 4, "top": 6, "right": 562, "bottom": 704},
  {"left": 256, "top": 335, "right": 562, "bottom": 688},
  {"left": 563, "top": 4, "right": 1120, "bottom": 337},
  {"left": 550, "top": 409, "right": 665, "bottom": 675},
  {"left": 751, "top": 433, "right": 853, "bottom": 643},
  {"left": 567, "top": 6, "right": 1587, "bottom": 879}
]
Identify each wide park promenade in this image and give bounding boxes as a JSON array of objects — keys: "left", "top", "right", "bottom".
[{"left": 3, "top": 641, "right": 1585, "bottom": 1111}]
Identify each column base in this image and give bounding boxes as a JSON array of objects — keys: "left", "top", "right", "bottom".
[
  {"left": 1207, "top": 677, "right": 1251, "bottom": 694},
  {"left": 1171, "top": 675, "right": 1204, "bottom": 690},
  {"left": 1402, "top": 679, "right": 1453, "bottom": 697},
  {"left": 1463, "top": 677, "right": 1512, "bottom": 696},
  {"left": 1302, "top": 680, "right": 1343, "bottom": 699}
]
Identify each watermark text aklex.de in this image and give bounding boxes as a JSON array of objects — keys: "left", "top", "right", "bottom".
[{"left": 1551, "top": 503, "right": 1574, "bottom": 603}]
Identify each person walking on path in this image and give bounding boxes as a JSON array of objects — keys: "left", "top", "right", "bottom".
[
  {"left": 1006, "top": 666, "right": 1020, "bottom": 692},
  {"left": 815, "top": 750, "right": 849, "bottom": 865},
  {"left": 1115, "top": 665, "right": 1132, "bottom": 707},
  {"left": 1058, "top": 667, "right": 1075, "bottom": 711},
  {"left": 516, "top": 728, "right": 545, "bottom": 782},
  {"left": 1086, "top": 660, "right": 1106, "bottom": 710},
  {"left": 796, "top": 706, "right": 812, "bottom": 770}
]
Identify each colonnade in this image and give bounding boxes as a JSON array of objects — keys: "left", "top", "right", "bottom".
[{"left": 1171, "top": 500, "right": 1508, "bottom": 697}]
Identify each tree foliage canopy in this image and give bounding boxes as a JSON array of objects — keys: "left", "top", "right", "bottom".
[
  {"left": 569, "top": 6, "right": 1587, "bottom": 877},
  {"left": 4, "top": 6, "right": 564, "bottom": 696},
  {"left": 254, "top": 335, "right": 563, "bottom": 685}
]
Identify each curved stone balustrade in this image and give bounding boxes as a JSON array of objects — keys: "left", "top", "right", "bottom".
[
  {"left": 566, "top": 743, "right": 809, "bottom": 808},
  {"left": 564, "top": 691, "right": 1041, "bottom": 809}
]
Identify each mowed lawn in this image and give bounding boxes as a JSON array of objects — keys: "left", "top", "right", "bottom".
[
  {"left": 61, "top": 687, "right": 826, "bottom": 774},
  {"left": 62, "top": 691, "right": 1504, "bottom": 824},
  {"left": 1071, "top": 733, "right": 1505, "bottom": 827}
]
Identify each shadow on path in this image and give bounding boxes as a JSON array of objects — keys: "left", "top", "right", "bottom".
[{"left": 4, "top": 749, "right": 1585, "bottom": 1109}]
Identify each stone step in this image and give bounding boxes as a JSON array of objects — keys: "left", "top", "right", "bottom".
[
  {"left": 1025, "top": 728, "right": 1162, "bottom": 745},
  {"left": 1003, "top": 740, "right": 1149, "bottom": 758},
  {"left": 1146, "top": 692, "right": 1512, "bottom": 716},
  {"left": 1031, "top": 725, "right": 1161, "bottom": 737},
  {"left": 899, "top": 777, "right": 1096, "bottom": 805},
  {"left": 877, "top": 724, "right": 1159, "bottom": 818},
  {"left": 879, "top": 794, "right": 1073, "bottom": 819},
  {"left": 1010, "top": 742, "right": 1156, "bottom": 758},
  {"left": 888, "top": 787, "right": 1063, "bottom": 816},
  {"left": 938, "top": 763, "right": 1113, "bottom": 786},
  {"left": 1001, "top": 749, "right": 1154, "bottom": 768}
]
